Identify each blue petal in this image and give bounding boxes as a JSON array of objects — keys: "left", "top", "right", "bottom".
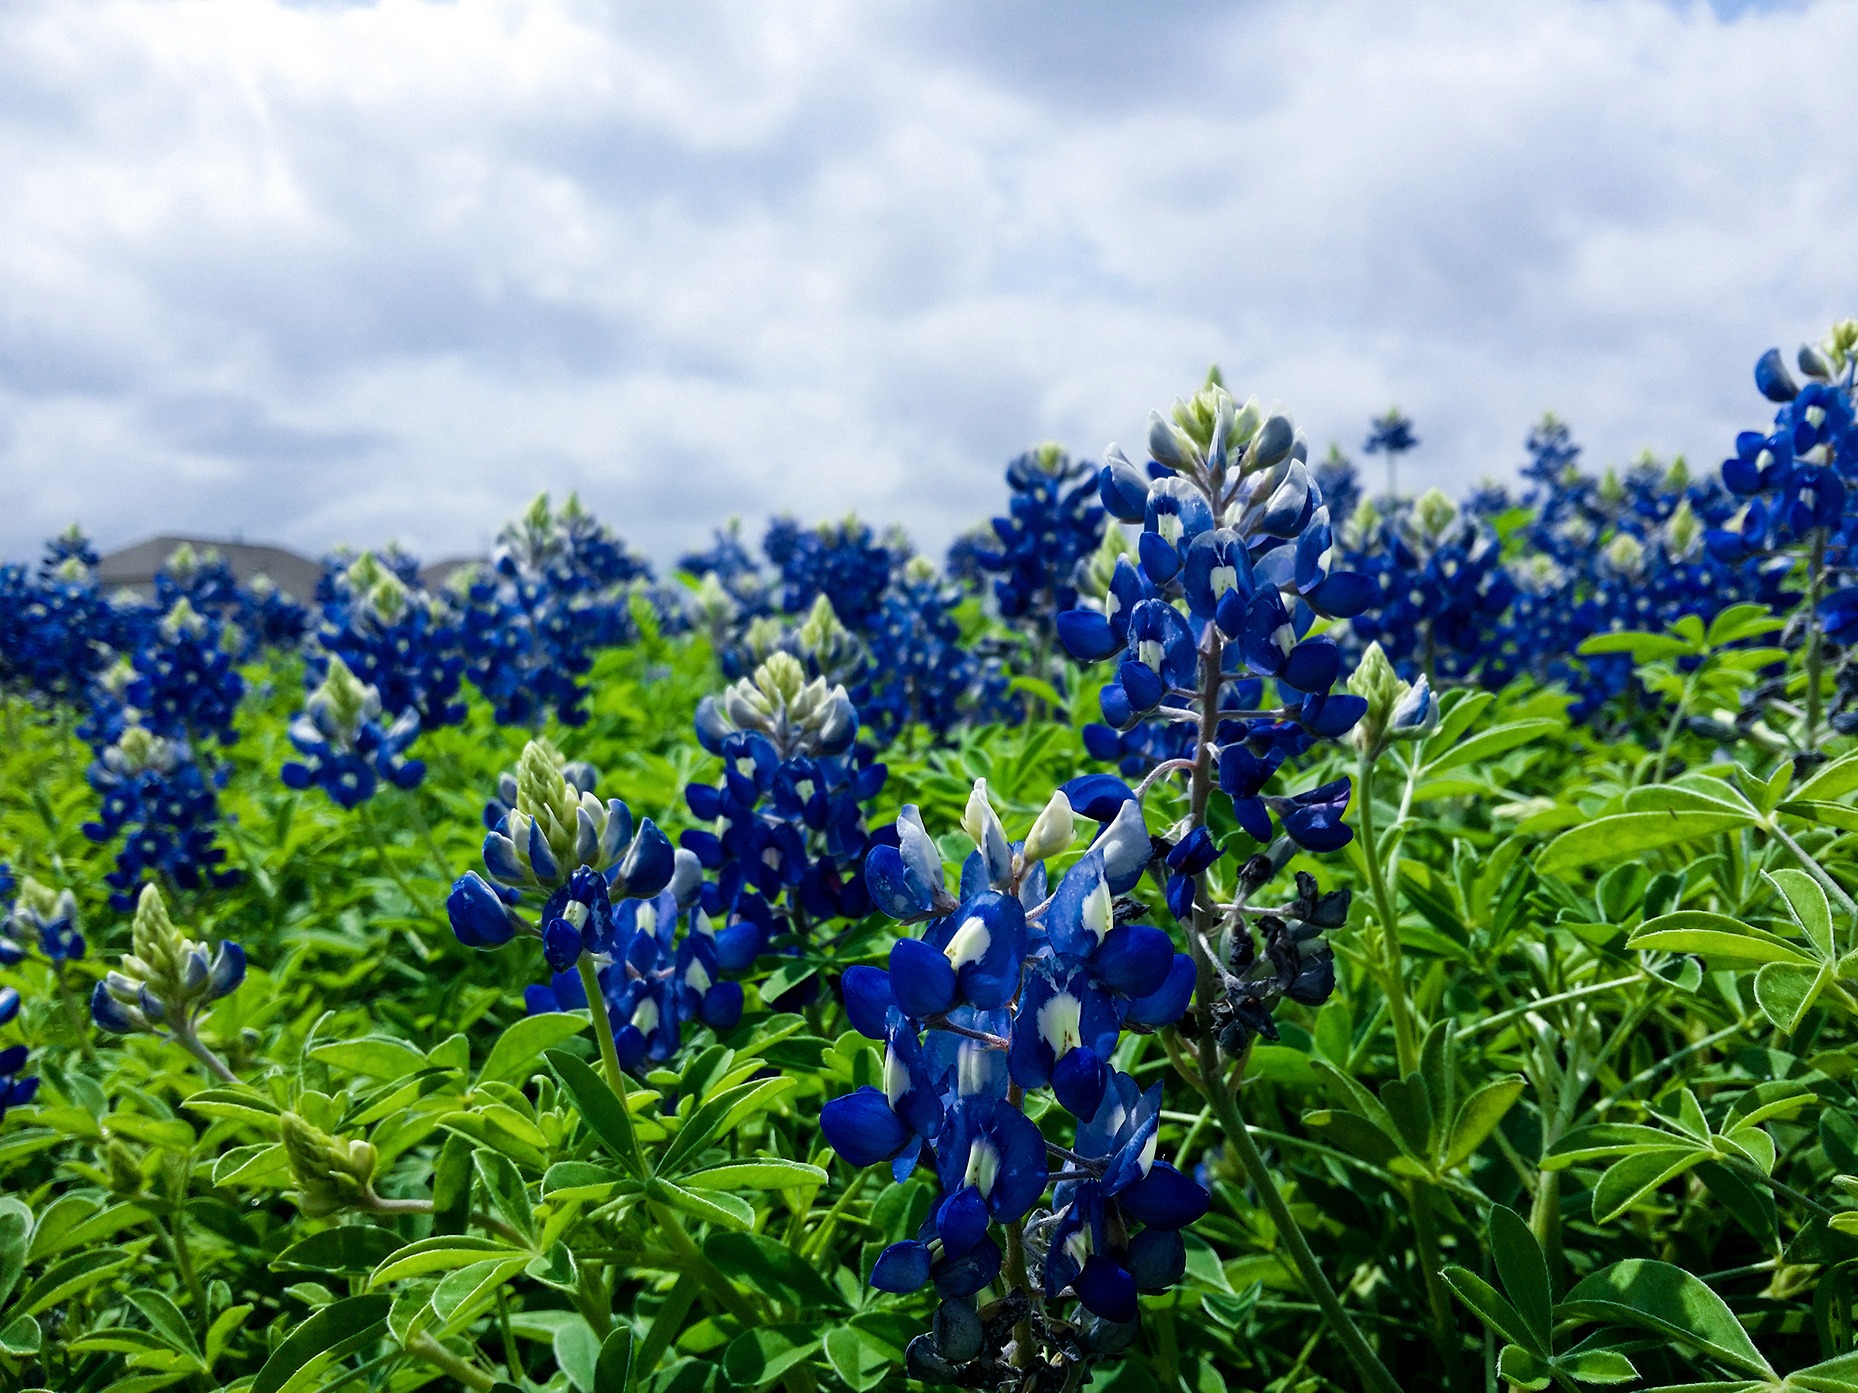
[
  {"left": 840, "top": 966, "right": 895, "bottom": 1039},
  {"left": 1076, "top": 1254, "right": 1138, "bottom": 1322},
  {"left": 1094, "top": 924, "right": 1175, "bottom": 999},
  {"left": 820, "top": 1087, "right": 910, "bottom": 1167},
  {"left": 1126, "top": 954, "right": 1196, "bottom": 1027},
  {"left": 871, "top": 1240, "right": 933, "bottom": 1293},
  {"left": 1120, "top": 1162, "right": 1210, "bottom": 1229},
  {"left": 890, "top": 938, "right": 958, "bottom": 1019},
  {"left": 1056, "top": 610, "right": 1122, "bottom": 663}
]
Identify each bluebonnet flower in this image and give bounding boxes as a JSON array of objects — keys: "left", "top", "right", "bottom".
[
  {"left": 1058, "top": 380, "right": 1369, "bottom": 837},
  {"left": 967, "top": 444, "right": 1105, "bottom": 642},
  {"left": 457, "top": 494, "right": 653, "bottom": 727},
  {"left": 0, "top": 1044, "right": 37, "bottom": 1127},
  {"left": 116, "top": 599, "right": 246, "bottom": 747},
  {"left": 1339, "top": 489, "right": 1516, "bottom": 684},
  {"left": 766, "top": 514, "right": 903, "bottom": 631},
  {"left": 281, "top": 655, "right": 425, "bottom": 808},
  {"left": 863, "top": 560, "right": 983, "bottom": 742},
  {"left": 91, "top": 885, "right": 246, "bottom": 1083},
  {"left": 1362, "top": 406, "right": 1419, "bottom": 497},
  {"left": 684, "top": 643, "right": 886, "bottom": 995},
  {"left": 0, "top": 535, "right": 122, "bottom": 704},
  {"left": 7, "top": 878, "right": 84, "bottom": 963},
  {"left": 447, "top": 740, "right": 739, "bottom": 1069},
  {"left": 823, "top": 784, "right": 1208, "bottom": 1376},
  {"left": 312, "top": 552, "right": 467, "bottom": 733},
  {"left": 680, "top": 518, "right": 776, "bottom": 618},
  {"left": 83, "top": 724, "right": 238, "bottom": 912}
]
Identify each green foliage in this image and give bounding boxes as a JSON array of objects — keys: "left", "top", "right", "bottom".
[{"left": 5, "top": 605, "right": 1858, "bottom": 1392}]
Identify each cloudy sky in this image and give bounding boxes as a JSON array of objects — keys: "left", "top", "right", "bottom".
[{"left": 1, "top": 0, "right": 1853, "bottom": 570}]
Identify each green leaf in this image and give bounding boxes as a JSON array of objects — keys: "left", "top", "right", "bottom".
[
  {"left": 429, "top": 1256, "right": 533, "bottom": 1329},
  {"left": 1538, "top": 811, "right": 1753, "bottom": 875},
  {"left": 552, "top": 1317, "right": 601, "bottom": 1393},
  {"left": 212, "top": 1141, "right": 291, "bottom": 1187},
  {"left": 651, "top": 1179, "right": 753, "bottom": 1231},
  {"left": 1423, "top": 719, "right": 1562, "bottom": 776},
  {"left": 0, "top": 1197, "right": 31, "bottom": 1312},
  {"left": 474, "top": 1149, "right": 538, "bottom": 1245},
  {"left": 1795, "top": 750, "right": 1858, "bottom": 803},
  {"left": 480, "top": 1011, "right": 591, "bottom": 1085},
  {"left": 1445, "top": 1077, "right": 1525, "bottom": 1169},
  {"left": 13, "top": 1246, "right": 131, "bottom": 1315},
  {"left": 1440, "top": 1266, "right": 1533, "bottom": 1349},
  {"left": 1559, "top": 1348, "right": 1639, "bottom": 1384},
  {"left": 547, "top": 1049, "right": 645, "bottom": 1178},
  {"left": 542, "top": 1162, "right": 641, "bottom": 1203},
  {"left": 1591, "top": 1148, "right": 1706, "bottom": 1224},
  {"left": 1778, "top": 799, "right": 1858, "bottom": 833},
  {"left": 1754, "top": 961, "right": 1829, "bottom": 1034},
  {"left": 1542, "top": 1123, "right": 1696, "bottom": 1168},
  {"left": 722, "top": 1324, "right": 821, "bottom": 1389},
  {"left": 308, "top": 1036, "right": 428, "bottom": 1082},
  {"left": 680, "top": 1160, "right": 828, "bottom": 1192},
  {"left": 1488, "top": 1205, "right": 1552, "bottom": 1355},
  {"left": 704, "top": 1231, "right": 848, "bottom": 1312},
  {"left": 657, "top": 1077, "right": 798, "bottom": 1176},
  {"left": 0, "top": 1312, "right": 40, "bottom": 1357},
  {"left": 251, "top": 1295, "right": 392, "bottom": 1393},
  {"left": 1559, "top": 1260, "right": 1774, "bottom": 1379},
  {"left": 369, "top": 1235, "right": 516, "bottom": 1287},
  {"left": 595, "top": 1325, "right": 635, "bottom": 1393},
  {"left": 1577, "top": 631, "right": 1695, "bottom": 661},
  {"left": 824, "top": 1325, "right": 901, "bottom": 1392},
  {"left": 1626, "top": 912, "right": 1817, "bottom": 967},
  {"left": 127, "top": 1289, "right": 203, "bottom": 1364},
  {"left": 1495, "top": 1343, "right": 1553, "bottom": 1391},
  {"left": 273, "top": 1226, "right": 403, "bottom": 1277},
  {"left": 1766, "top": 868, "right": 1834, "bottom": 956}
]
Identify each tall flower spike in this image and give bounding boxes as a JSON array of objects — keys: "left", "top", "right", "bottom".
[{"left": 90, "top": 886, "right": 246, "bottom": 1082}]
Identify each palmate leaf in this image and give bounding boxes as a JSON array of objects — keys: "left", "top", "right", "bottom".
[
  {"left": 1488, "top": 1205, "right": 1553, "bottom": 1354},
  {"left": 546, "top": 1049, "right": 646, "bottom": 1178},
  {"left": 1592, "top": 1147, "right": 1708, "bottom": 1224},
  {"left": 251, "top": 1294, "right": 392, "bottom": 1393},
  {"left": 1626, "top": 912, "right": 1818, "bottom": 968}
]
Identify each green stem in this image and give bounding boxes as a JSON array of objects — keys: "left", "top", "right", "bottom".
[
  {"left": 578, "top": 955, "right": 627, "bottom": 1091},
  {"left": 1181, "top": 1033, "right": 1401, "bottom": 1393},
  {"left": 407, "top": 1332, "right": 497, "bottom": 1391},
  {"left": 647, "top": 1201, "right": 761, "bottom": 1328},
  {"left": 1408, "top": 1182, "right": 1463, "bottom": 1385},
  {"left": 1765, "top": 819, "right": 1858, "bottom": 922},
  {"left": 1807, "top": 527, "right": 1827, "bottom": 750},
  {"left": 1358, "top": 748, "right": 1419, "bottom": 1074},
  {"left": 173, "top": 1023, "right": 243, "bottom": 1087}
]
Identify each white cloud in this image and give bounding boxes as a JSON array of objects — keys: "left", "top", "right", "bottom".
[{"left": 0, "top": 0, "right": 1853, "bottom": 570}]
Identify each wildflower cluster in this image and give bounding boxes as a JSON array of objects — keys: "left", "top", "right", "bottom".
[
  {"left": 310, "top": 551, "right": 467, "bottom": 733},
  {"left": 0, "top": 529, "right": 123, "bottom": 703},
  {"left": 685, "top": 639, "right": 885, "bottom": 940},
  {"left": 445, "top": 738, "right": 750, "bottom": 1071},
  {"left": 89, "top": 884, "right": 246, "bottom": 1083},
  {"left": 822, "top": 782, "right": 1204, "bottom": 1378},
  {"left": 280, "top": 654, "right": 425, "bottom": 808},
  {"left": 456, "top": 493, "right": 654, "bottom": 727},
  {"left": 1059, "top": 381, "right": 1374, "bottom": 809},
  {"left": 966, "top": 445, "right": 1105, "bottom": 644}
]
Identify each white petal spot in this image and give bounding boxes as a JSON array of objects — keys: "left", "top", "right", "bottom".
[
  {"left": 1039, "top": 991, "right": 1084, "bottom": 1058},
  {"left": 944, "top": 915, "right": 992, "bottom": 970}
]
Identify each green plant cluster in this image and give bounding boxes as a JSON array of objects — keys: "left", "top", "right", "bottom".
[{"left": 4, "top": 596, "right": 1858, "bottom": 1393}]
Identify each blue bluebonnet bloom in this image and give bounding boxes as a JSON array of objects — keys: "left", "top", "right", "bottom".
[
  {"left": 0, "top": 533, "right": 123, "bottom": 704},
  {"left": 281, "top": 655, "right": 425, "bottom": 808},
  {"left": 311, "top": 552, "right": 467, "bottom": 733},
  {"left": 863, "top": 560, "right": 983, "bottom": 742},
  {"left": 1057, "top": 380, "right": 1369, "bottom": 842},
  {"left": 6, "top": 878, "right": 84, "bottom": 963},
  {"left": 447, "top": 739, "right": 740, "bottom": 1069},
  {"left": 967, "top": 445, "right": 1105, "bottom": 638},
  {"left": 1339, "top": 489, "right": 1516, "bottom": 684},
  {"left": 684, "top": 645, "right": 886, "bottom": 1002},
  {"left": 456, "top": 494, "right": 653, "bottom": 727},
  {"left": 765, "top": 514, "right": 903, "bottom": 631},
  {"left": 90, "top": 886, "right": 246, "bottom": 1084},
  {"left": 823, "top": 783, "right": 1207, "bottom": 1373},
  {"left": 83, "top": 724, "right": 238, "bottom": 912},
  {"left": 0, "top": 1044, "right": 37, "bottom": 1127}
]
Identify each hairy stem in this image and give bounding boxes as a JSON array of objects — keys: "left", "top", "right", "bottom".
[{"left": 1358, "top": 748, "right": 1419, "bottom": 1074}]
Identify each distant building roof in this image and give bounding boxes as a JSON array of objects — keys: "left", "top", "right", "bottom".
[{"left": 98, "top": 535, "right": 323, "bottom": 603}]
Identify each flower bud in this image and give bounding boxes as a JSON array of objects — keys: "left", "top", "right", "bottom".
[
  {"left": 1388, "top": 676, "right": 1438, "bottom": 741},
  {"left": 281, "top": 1112, "right": 382, "bottom": 1218},
  {"left": 1021, "top": 791, "right": 1075, "bottom": 866},
  {"left": 962, "top": 780, "right": 1013, "bottom": 888}
]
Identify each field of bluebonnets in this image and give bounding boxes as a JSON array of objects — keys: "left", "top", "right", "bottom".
[{"left": 4, "top": 328, "right": 1858, "bottom": 1393}]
